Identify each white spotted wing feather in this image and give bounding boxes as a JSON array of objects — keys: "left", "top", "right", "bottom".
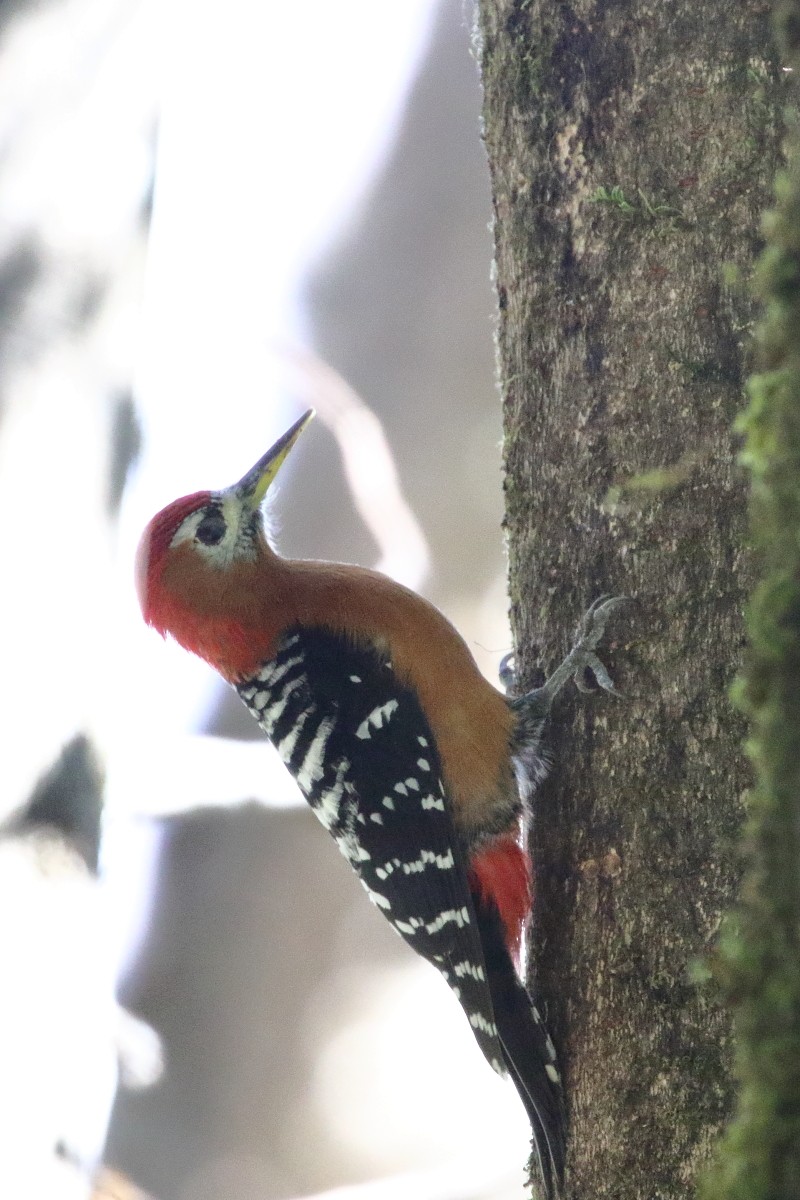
[{"left": 237, "top": 626, "right": 504, "bottom": 1072}]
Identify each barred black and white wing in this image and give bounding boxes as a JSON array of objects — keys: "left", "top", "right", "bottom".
[
  {"left": 237, "top": 625, "right": 564, "bottom": 1197},
  {"left": 237, "top": 626, "right": 505, "bottom": 1071}
]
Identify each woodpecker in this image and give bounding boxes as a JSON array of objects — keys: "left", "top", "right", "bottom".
[{"left": 136, "top": 409, "right": 622, "bottom": 1198}]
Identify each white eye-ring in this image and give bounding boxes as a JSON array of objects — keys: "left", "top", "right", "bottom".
[{"left": 170, "top": 496, "right": 256, "bottom": 566}]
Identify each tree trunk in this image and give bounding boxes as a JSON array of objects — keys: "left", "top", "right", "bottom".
[{"left": 477, "top": 2, "right": 783, "bottom": 1196}]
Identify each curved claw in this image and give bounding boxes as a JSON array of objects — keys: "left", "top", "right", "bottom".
[
  {"left": 574, "top": 652, "right": 620, "bottom": 695},
  {"left": 507, "top": 595, "right": 629, "bottom": 717},
  {"left": 577, "top": 595, "right": 629, "bottom": 647},
  {"left": 571, "top": 596, "right": 629, "bottom": 694},
  {"left": 531, "top": 594, "right": 628, "bottom": 707}
]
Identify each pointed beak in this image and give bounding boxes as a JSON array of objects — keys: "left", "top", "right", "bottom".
[{"left": 233, "top": 408, "right": 315, "bottom": 506}]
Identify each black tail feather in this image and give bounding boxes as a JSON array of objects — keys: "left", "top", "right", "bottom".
[{"left": 473, "top": 895, "right": 566, "bottom": 1199}]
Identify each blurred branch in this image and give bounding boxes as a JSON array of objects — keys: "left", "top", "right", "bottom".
[
  {"left": 92, "top": 1166, "right": 157, "bottom": 1200},
  {"left": 281, "top": 345, "right": 431, "bottom": 588}
]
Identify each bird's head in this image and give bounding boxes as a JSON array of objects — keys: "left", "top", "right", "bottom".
[{"left": 136, "top": 409, "right": 314, "bottom": 680}]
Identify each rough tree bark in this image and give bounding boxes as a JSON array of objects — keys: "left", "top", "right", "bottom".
[{"left": 477, "top": 2, "right": 783, "bottom": 1197}]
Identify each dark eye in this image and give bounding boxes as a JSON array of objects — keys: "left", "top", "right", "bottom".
[{"left": 196, "top": 509, "right": 227, "bottom": 546}]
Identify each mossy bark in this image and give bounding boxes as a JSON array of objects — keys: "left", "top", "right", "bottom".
[
  {"left": 701, "top": 3, "right": 800, "bottom": 1198},
  {"left": 477, "top": 2, "right": 783, "bottom": 1196}
]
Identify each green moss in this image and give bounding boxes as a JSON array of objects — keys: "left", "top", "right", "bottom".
[
  {"left": 590, "top": 185, "right": 686, "bottom": 225},
  {"left": 701, "top": 9, "right": 800, "bottom": 1198},
  {"left": 666, "top": 347, "right": 740, "bottom": 384}
]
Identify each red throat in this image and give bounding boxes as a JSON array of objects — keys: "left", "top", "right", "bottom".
[{"left": 468, "top": 835, "right": 532, "bottom": 966}]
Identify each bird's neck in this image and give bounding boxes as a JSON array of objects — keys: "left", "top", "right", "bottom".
[{"left": 158, "top": 544, "right": 293, "bottom": 682}]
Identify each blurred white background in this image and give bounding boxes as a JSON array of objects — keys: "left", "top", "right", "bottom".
[{"left": 0, "top": 1, "right": 524, "bottom": 1197}]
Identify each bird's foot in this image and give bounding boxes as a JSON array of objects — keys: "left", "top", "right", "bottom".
[
  {"left": 568, "top": 595, "right": 627, "bottom": 696},
  {"left": 513, "top": 596, "right": 628, "bottom": 715}
]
